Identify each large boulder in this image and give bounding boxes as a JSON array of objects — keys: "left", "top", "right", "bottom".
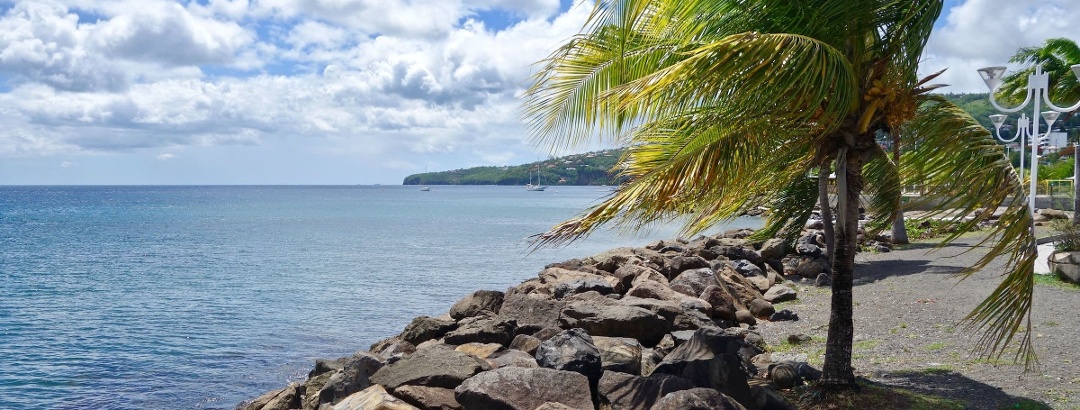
[
  {"left": 240, "top": 383, "right": 301, "bottom": 410},
  {"left": 662, "top": 256, "right": 711, "bottom": 279},
  {"left": 699, "top": 285, "right": 738, "bottom": 321},
  {"left": 558, "top": 299, "right": 670, "bottom": 347},
  {"left": 370, "top": 337, "right": 417, "bottom": 358},
  {"left": 670, "top": 268, "right": 719, "bottom": 297},
  {"left": 442, "top": 317, "right": 516, "bottom": 346},
  {"left": 717, "top": 269, "right": 764, "bottom": 306},
  {"left": 793, "top": 257, "right": 830, "bottom": 278},
  {"left": 449, "top": 290, "right": 504, "bottom": 320},
  {"left": 401, "top": 316, "right": 458, "bottom": 345},
  {"left": 763, "top": 285, "right": 797, "bottom": 304},
  {"left": 317, "top": 352, "right": 386, "bottom": 406},
  {"left": 710, "top": 245, "right": 763, "bottom": 266},
  {"left": 484, "top": 349, "right": 539, "bottom": 369},
  {"left": 454, "top": 367, "right": 593, "bottom": 410},
  {"left": 333, "top": 385, "right": 418, "bottom": 410},
  {"left": 651, "top": 328, "right": 755, "bottom": 409},
  {"left": 369, "top": 349, "right": 490, "bottom": 390},
  {"left": 553, "top": 277, "right": 615, "bottom": 299},
  {"left": 392, "top": 385, "right": 462, "bottom": 410},
  {"left": 592, "top": 336, "right": 643, "bottom": 375},
  {"left": 534, "top": 328, "right": 603, "bottom": 405},
  {"left": 597, "top": 371, "right": 695, "bottom": 410},
  {"left": 498, "top": 293, "right": 565, "bottom": 330},
  {"left": 651, "top": 388, "right": 747, "bottom": 410},
  {"left": 748, "top": 298, "right": 775, "bottom": 319},
  {"left": 614, "top": 264, "right": 668, "bottom": 289},
  {"left": 730, "top": 259, "right": 764, "bottom": 277},
  {"left": 757, "top": 238, "right": 787, "bottom": 261}
]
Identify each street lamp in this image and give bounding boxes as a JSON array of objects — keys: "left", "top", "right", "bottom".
[{"left": 978, "top": 64, "right": 1080, "bottom": 215}]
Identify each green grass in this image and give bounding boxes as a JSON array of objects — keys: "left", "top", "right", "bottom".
[
  {"left": 853, "top": 340, "right": 881, "bottom": 350},
  {"left": 925, "top": 342, "right": 949, "bottom": 351},
  {"left": 1034, "top": 274, "right": 1080, "bottom": 291}
]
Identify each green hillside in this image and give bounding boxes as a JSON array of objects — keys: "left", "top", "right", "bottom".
[{"left": 403, "top": 149, "right": 625, "bottom": 186}]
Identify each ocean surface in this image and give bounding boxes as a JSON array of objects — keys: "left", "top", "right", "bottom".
[{"left": 0, "top": 185, "right": 762, "bottom": 409}]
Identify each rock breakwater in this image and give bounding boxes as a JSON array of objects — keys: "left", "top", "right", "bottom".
[{"left": 240, "top": 228, "right": 836, "bottom": 410}]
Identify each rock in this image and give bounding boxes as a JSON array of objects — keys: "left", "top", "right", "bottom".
[
  {"left": 651, "top": 328, "right": 755, "bottom": 409},
  {"left": 748, "top": 298, "right": 775, "bottom": 318},
  {"left": 751, "top": 386, "right": 797, "bottom": 410},
  {"left": 558, "top": 299, "right": 670, "bottom": 346},
  {"left": 711, "top": 246, "right": 763, "bottom": 266},
  {"left": 745, "top": 275, "right": 771, "bottom": 293},
  {"left": 794, "top": 258, "right": 830, "bottom": 278},
  {"left": 814, "top": 273, "right": 831, "bottom": 287},
  {"left": 628, "top": 266, "right": 671, "bottom": 288},
  {"left": 1041, "top": 209, "right": 1069, "bottom": 220},
  {"left": 240, "top": 383, "right": 301, "bottom": 410},
  {"left": 392, "top": 386, "right": 462, "bottom": 410},
  {"left": 597, "top": 371, "right": 695, "bottom": 410},
  {"left": 534, "top": 328, "right": 602, "bottom": 403},
  {"left": 641, "top": 348, "right": 664, "bottom": 376},
  {"left": 484, "top": 349, "right": 539, "bottom": 369},
  {"left": 508, "top": 334, "right": 541, "bottom": 355},
  {"left": 786, "top": 334, "right": 811, "bottom": 345},
  {"left": 455, "top": 343, "right": 503, "bottom": 359},
  {"left": 370, "top": 337, "right": 417, "bottom": 358},
  {"left": 449, "top": 290, "right": 504, "bottom": 320},
  {"left": 369, "top": 349, "right": 490, "bottom": 390},
  {"left": 592, "top": 336, "right": 643, "bottom": 375},
  {"left": 734, "top": 310, "right": 756, "bottom": 325},
  {"left": 663, "top": 256, "right": 711, "bottom": 279},
  {"left": 763, "top": 285, "right": 797, "bottom": 303},
  {"left": 670, "top": 268, "right": 718, "bottom": 296},
  {"left": 454, "top": 367, "right": 593, "bottom": 410},
  {"left": 309, "top": 357, "right": 348, "bottom": 378},
  {"left": 795, "top": 362, "right": 822, "bottom": 382},
  {"left": 651, "top": 388, "right": 748, "bottom": 410},
  {"left": 717, "top": 268, "right": 764, "bottom": 306},
  {"left": 768, "top": 363, "right": 800, "bottom": 389},
  {"left": 416, "top": 340, "right": 456, "bottom": 351},
  {"left": 499, "top": 293, "right": 565, "bottom": 330},
  {"left": 585, "top": 247, "right": 644, "bottom": 273},
  {"left": 553, "top": 278, "right": 614, "bottom": 299},
  {"left": 757, "top": 239, "right": 787, "bottom": 261},
  {"left": 699, "top": 285, "right": 738, "bottom": 321},
  {"left": 625, "top": 279, "right": 683, "bottom": 302},
  {"left": 334, "top": 384, "right": 418, "bottom": 410},
  {"left": 795, "top": 234, "right": 823, "bottom": 258},
  {"left": 442, "top": 317, "right": 516, "bottom": 346},
  {"left": 731, "top": 259, "right": 763, "bottom": 277},
  {"left": 615, "top": 264, "right": 668, "bottom": 288},
  {"left": 317, "top": 352, "right": 387, "bottom": 406},
  {"left": 769, "top": 309, "right": 799, "bottom": 322},
  {"left": 401, "top": 316, "right": 458, "bottom": 345}
]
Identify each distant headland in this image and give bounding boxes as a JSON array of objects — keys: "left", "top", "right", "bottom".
[{"left": 402, "top": 149, "right": 626, "bottom": 186}]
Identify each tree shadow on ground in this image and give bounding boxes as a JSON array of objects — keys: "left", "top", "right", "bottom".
[
  {"left": 867, "top": 370, "right": 1053, "bottom": 410},
  {"left": 851, "top": 257, "right": 966, "bottom": 287}
]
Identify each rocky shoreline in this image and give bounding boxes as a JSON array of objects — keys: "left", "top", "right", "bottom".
[{"left": 239, "top": 228, "right": 843, "bottom": 410}]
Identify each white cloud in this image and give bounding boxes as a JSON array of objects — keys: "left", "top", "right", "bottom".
[
  {"left": 60, "top": 160, "right": 77, "bottom": 167},
  {"left": 923, "top": 0, "right": 1080, "bottom": 93},
  {"left": 156, "top": 153, "right": 175, "bottom": 160}
]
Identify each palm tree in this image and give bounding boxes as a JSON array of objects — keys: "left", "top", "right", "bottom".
[
  {"left": 998, "top": 38, "right": 1080, "bottom": 224},
  {"left": 525, "top": 0, "right": 1036, "bottom": 391}
]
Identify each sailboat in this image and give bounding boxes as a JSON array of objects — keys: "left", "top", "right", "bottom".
[
  {"left": 420, "top": 167, "right": 431, "bottom": 191},
  {"left": 525, "top": 164, "right": 547, "bottom": 191}
]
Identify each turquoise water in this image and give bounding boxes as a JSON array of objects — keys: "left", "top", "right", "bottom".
[{"left": 0, "top": 185, "right": 761, "bottom": 409}]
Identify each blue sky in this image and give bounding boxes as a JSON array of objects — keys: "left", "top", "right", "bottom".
[{"left": 0, "top": 0, "right": 1076, "bottom": 185}]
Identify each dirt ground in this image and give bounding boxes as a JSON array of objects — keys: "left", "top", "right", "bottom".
[{"left": 755, "top": 238, "right": 1080, "bottom": 410}]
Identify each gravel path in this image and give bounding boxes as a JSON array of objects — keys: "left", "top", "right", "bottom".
[{"left": 755, "top": 238, "right": 1080, "bottom": 409}]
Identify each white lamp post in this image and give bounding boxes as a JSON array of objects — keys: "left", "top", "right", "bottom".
[{"left": 978, "top": 64, "right": 1080, "bottom": 215}]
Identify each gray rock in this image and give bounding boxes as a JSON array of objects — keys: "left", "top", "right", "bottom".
[
  {"left": 786, "top": 334, "right": 811, "bottom": 345},
  {"left": 641, "top": 348, "right": 664, "bottom": 376},
  {"left": 748, "top": 298, "right": 775, "bottom": 319},
  {"left": 757, "top": 238, "right": 788, "bottom": 261},
  {"left": 762, "top": 285, "right": 797, "bottom": 303},
  {"left": 553, "top": 278, "right": 614, "bottom": 299},
  {"left": 814, "top": 273, "right": 831, "bottom": 287},
  {"left": 534, "top": 328, "right": 602, "bottom": 402},
  {"left": 699, "top": 285, "right": 738, "bottom": 321},
  {"left": 401, "top": 316, "right": 458, "bottom": 345},
  {"left": 442, "top": 317, "right": 516, "bottom": 346},
  {"left": 663, "top": 256, "right": 711, "bottom": 279},
  {"left": 731, "top": 259, "right": 763, "bottom": 277},
  {"left": 369, "top": 349, "right": 489, "bottom": 390},
  {"left": 484, "top": 349, "right": 538, "bottom": 369},
  {"left": 392, "top": 385, "right": 462, "bottom": 410},
  {"left": 240, "top": 383, "right": 301, "bottom": 410},
  {"left": 454, "top": 343, "right": 503, "bottom": 359},
  {"left": 558, "top": 299, "right": 670, "bottom": 347},
  {"left": 370, "top": 337, "right": 417, "bottom": 358},
  {"left": 734, "top": 309, "right": 756, "bottom": 325},
  {"left": 454, "top": 367, "right": 593, "bottom": 410},
  {"left": 671, "top": 268, "right": 719, "bottom": 297},
  {"left": 651, "top": 388, "right": 748, "bottom": 410},
  {"left": 794, "top": 258, "right": 830, "bottom": 278},
  {"left": 751, "top": 385, "right": 797, "bottom": 410},
  {"left": 598, "top": 371, "right": 695, "bottom": 410},
  {"left": 449, "top": 290, "right": 504, "bottom": 320},
  {"left": 745, "top": 275, "right": 772, "bottom": 293},
  {"left": 717, "top": 268, "right": 763, "bottom": 306},
  {"left": 499, "top": 293, "right": 565, "bottom": 330},
  {"left": 769, "top": 309, "right": 799, "bottom": 322},
  {"left": 651, "top": 328, "right": 755, "bottom": 409},
  {"left": 592, "top": 336, "right": 643, "bottom": 375},
  {"left": 317, "top": 351, "right": 386, "bottom": 405}
]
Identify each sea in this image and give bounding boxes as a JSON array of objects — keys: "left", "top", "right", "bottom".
[{"left": 0, "top": 185, "right": 762, "bottom": 409}]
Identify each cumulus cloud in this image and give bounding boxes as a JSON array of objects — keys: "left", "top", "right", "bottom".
[
  {"left": 922, "top": 0, "right": 1080, "bottom": 92},
  {"left": 156, "top": 153, "right": 175, "bottom": 160}
]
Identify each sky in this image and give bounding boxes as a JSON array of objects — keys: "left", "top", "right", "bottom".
[{"left": 0, "top": 0, "right": 1077, "bottom": 185}]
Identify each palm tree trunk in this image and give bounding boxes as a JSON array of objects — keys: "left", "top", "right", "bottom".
[
  {"left": 821, "top": 147, "right": 864, "bottom": 389},
  {"left": 818, "top": 165, "right": 836, "bottom": 266},
  {"left": 1074, "top": 143, "right": 1079, "bottom": 225},
  {"left": 891, "top": 130, "right": 909, "bottom": 244}
]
